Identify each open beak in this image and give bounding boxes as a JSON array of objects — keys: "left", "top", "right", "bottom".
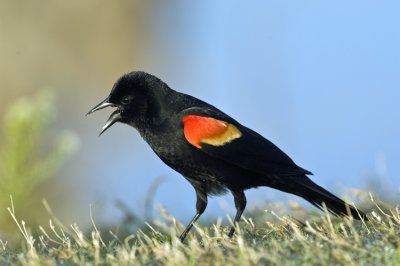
[
  {"left": 87, "top": 98, "right": 122, "bottom": 136},
  {"left": 86, "top": 98, "right": 115, "bottom": 116}
]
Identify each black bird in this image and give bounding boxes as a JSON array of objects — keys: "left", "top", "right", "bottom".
[{"left": 87, "top": 71, "right": 367, "bottom": 241}]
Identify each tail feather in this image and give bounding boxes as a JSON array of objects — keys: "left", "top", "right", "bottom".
[{"left": 278, "top": 176, "right": 367, "bottom": 220}]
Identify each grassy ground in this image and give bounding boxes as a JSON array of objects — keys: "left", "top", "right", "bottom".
[{"left": 0, "top": 198, "right": 399, "bottom": 266}]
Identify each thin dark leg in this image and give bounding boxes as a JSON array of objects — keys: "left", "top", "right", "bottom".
[
  {"left": 228, "top": 190, "right": 247, "bottom": 238},
  {"left": 179, "top": 189, "right": 207, "bottom": 242}
]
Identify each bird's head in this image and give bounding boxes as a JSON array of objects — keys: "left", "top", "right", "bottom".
[{"left": 87, "top": 71, "right": 169, "bottom": 135}]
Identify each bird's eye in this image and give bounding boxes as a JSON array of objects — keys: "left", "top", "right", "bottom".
[{"left": 121, "top": 97, "right": 132, "bottom": 105}]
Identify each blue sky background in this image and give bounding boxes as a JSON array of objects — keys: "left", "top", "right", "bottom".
[{"left": 78, "top": 1, "right": 400, "bottom": 224}]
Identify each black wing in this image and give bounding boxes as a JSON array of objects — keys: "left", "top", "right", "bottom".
[{"left": 179, "top": 107, "right": 312, "bottom": 177}]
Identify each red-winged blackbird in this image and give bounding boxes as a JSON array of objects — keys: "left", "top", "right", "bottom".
[{"left": 87, "top": 71, "right": 367, "bottom": 241}]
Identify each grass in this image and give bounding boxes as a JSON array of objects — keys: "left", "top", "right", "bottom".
[{"left": 0, "top": 195, "right": 399, "bottom": 266}]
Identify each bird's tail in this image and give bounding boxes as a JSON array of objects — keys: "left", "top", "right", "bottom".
[{"left": 277, "top": 175, "right": 367, "bottom": 220}]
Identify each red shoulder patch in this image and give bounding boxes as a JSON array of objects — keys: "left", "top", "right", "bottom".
[{"left": 182, "top": 115, "right": 242, "bottom": 148}]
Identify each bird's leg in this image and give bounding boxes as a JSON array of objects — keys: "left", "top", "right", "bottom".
[
  {"left": 179, "top": 189, "right": 207, "bottom": 242},
  {"left": 228, "top": 190, "right": 247, "bottom": 238}
]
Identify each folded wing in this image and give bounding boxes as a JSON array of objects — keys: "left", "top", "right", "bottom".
[{"left": 180, "top": 107, "right": 312, "bottom": 177}]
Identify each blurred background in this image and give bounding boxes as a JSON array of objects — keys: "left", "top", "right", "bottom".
[{"left": 1, "top": 0, "right": 399, "bottom": 239}]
